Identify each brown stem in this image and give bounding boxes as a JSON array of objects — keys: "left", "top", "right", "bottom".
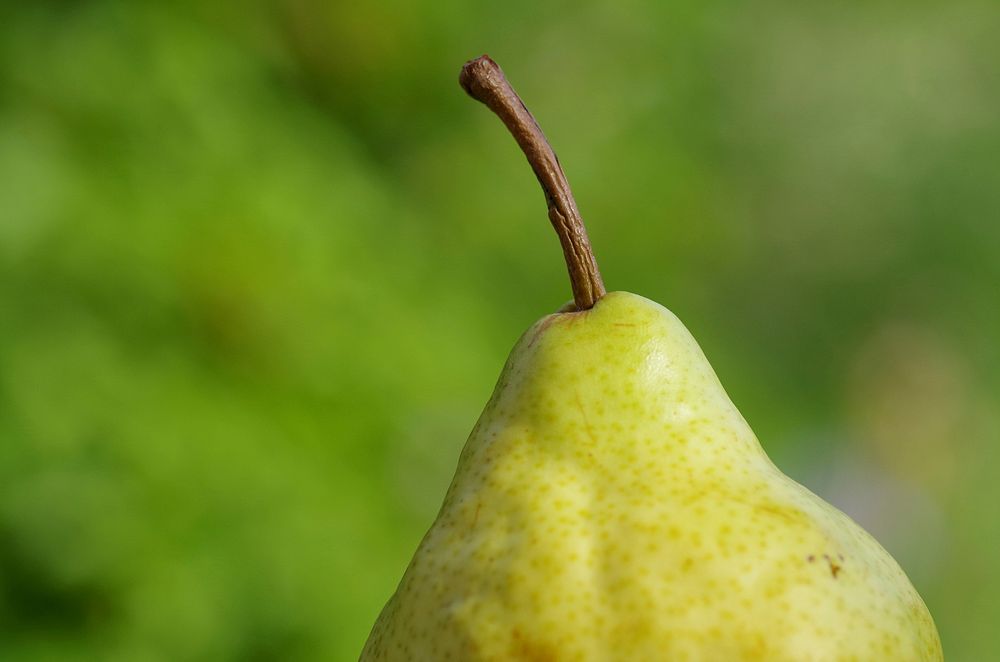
[{"left": 459, "top": 55, "right": 606, "bottom": 311}]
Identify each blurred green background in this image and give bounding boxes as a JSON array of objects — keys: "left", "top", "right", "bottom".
[{"left": 1, "top": 1, "right": 998, "bottom": 660}]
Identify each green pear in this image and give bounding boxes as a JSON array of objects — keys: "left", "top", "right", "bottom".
[{"left": 361, "top": 56, "right": 942, "bottom": 662}]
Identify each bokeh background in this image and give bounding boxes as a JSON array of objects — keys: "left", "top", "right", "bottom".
[{"left": 1, "top": 1, "right": 998, "bottom": 659}]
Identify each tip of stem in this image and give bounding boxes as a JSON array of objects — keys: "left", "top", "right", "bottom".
[
  {"left": 459, "top": 54, "right": 495, "bottom": 91},
  {"left": 459, "top": 55, "right": 504, "bottom": 108}
]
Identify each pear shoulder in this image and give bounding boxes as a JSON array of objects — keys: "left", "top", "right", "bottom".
[{"left": 362, "top": 291, "right": 942, "bottom": 661}]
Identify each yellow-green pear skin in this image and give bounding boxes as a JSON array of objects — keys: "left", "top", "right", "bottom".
[{"left": 362, "top": 292, "right": 942, "bottom": 661}]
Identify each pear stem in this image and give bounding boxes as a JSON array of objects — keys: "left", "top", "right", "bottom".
[{"left": 459, "top": 55, "right": 606, "bottom": 311}]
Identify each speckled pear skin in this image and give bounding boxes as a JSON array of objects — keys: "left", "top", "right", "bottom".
[{"left": 361, "top": 291, "right": 942, "bottom": 661}]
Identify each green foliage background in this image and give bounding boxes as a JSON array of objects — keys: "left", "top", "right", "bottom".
[{"left": 1, "top": 1, "right": 998, "bottom": 659}]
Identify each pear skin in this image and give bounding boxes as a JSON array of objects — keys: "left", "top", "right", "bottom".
[{"left": 362, "top": 292, "right": 942, "bottom": 661}]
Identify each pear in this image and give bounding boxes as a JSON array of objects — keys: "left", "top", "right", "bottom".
[{"left": 361, "top": 55, "right": 942, "bottom": 662}]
